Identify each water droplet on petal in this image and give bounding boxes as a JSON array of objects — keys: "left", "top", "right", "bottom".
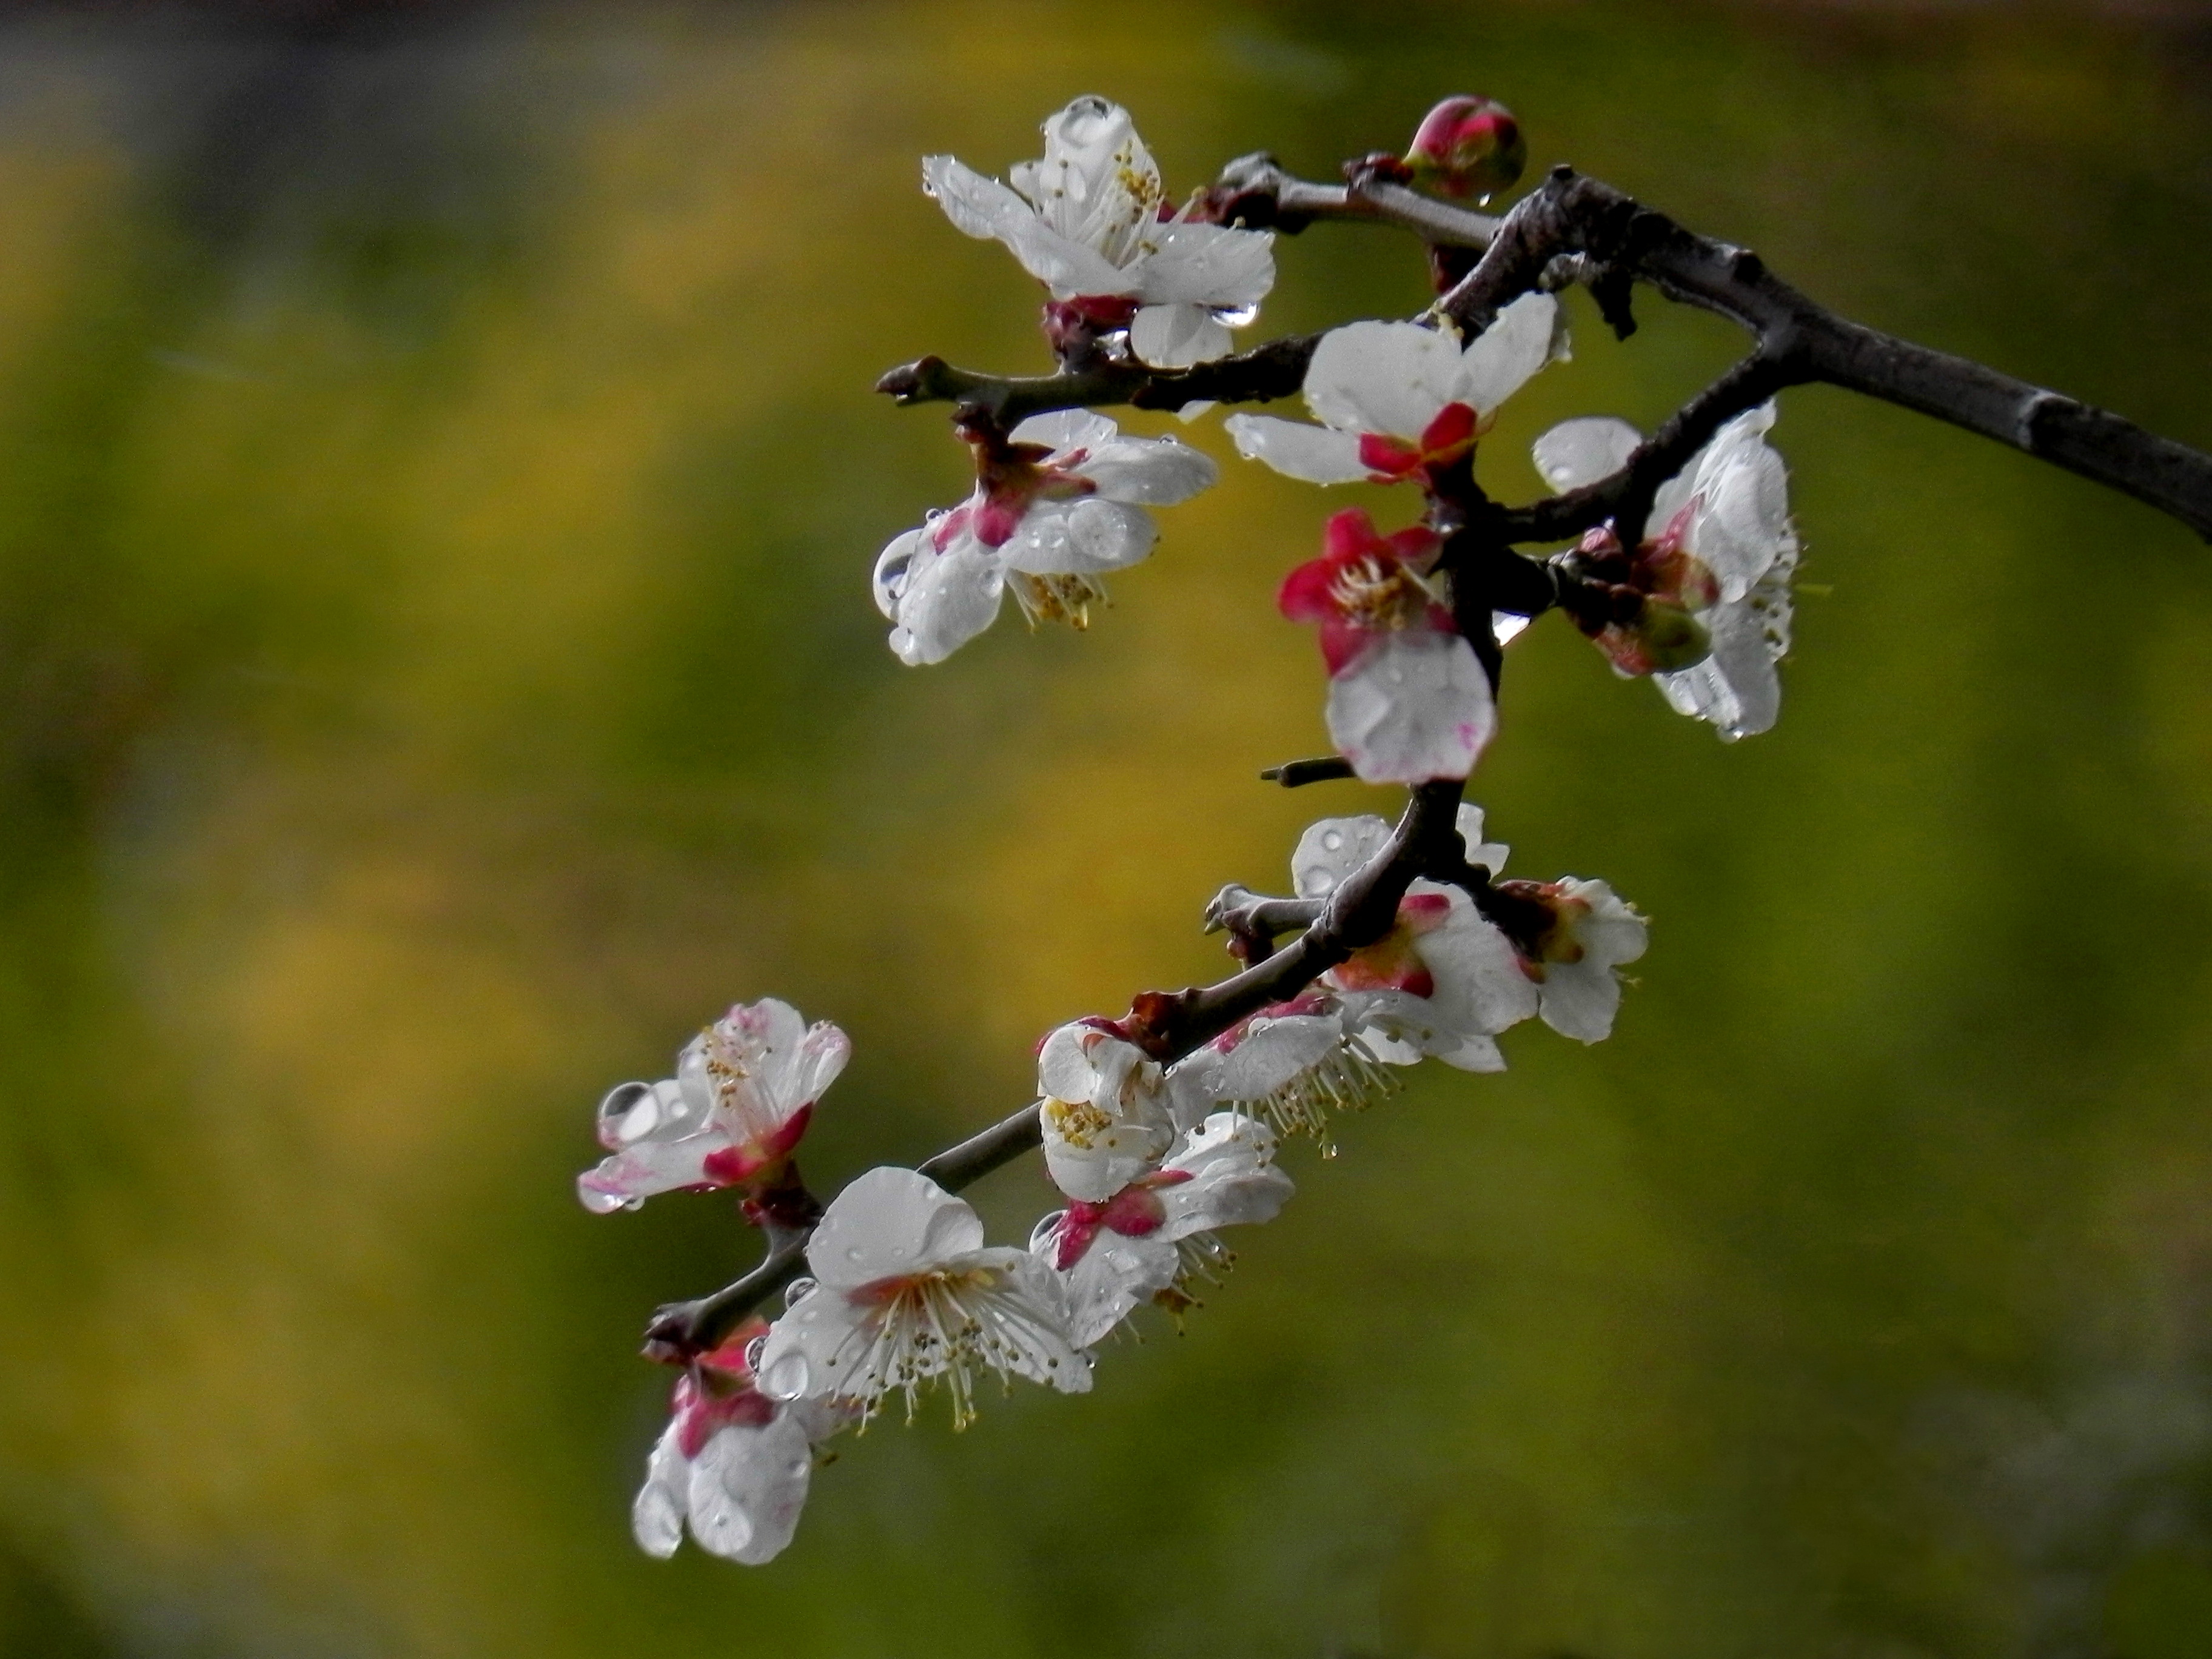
[
  {"left": 760, "top": 1352, "right": 810, "bottom": 1401},
  {"left": 743, "top": 1336, "right": 767, "bottom": 1372},
  {"left": 1321, "top": 831, "right": 1344, "bottom": 851},
  {"left": 783, "top": 1276, "right": 817, "bottom": 1310}
]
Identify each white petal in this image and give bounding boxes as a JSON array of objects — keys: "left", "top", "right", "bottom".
[
  {"left": 1412, "top": 892, "right": 1541, "bottom": 1036},
  {"left": 1452, "top": 292, "right": 1563, "bottom": 416},
  {"left": 921, "top": 155, "right": 1035, "bottom": 243},
  {"left": 1042, "top": 1099, "right": 1170, "bottom": 1202},
  {"left": 1429, "top": 1030, "right": 1506, "bottom": 1070},
  {"left": 1537, "top": 959, "right": 1622, "bottom": 1043},
  {"left": 968, "top": 1250, "right": 1096, "bottom": 1393},
  {"left": 1290, "top": 812, "right": 1393, "bottom": 900},
  {"left": 753, "top": 1290, "right": 863, "bottom": 1402},
  {"left": 1047, "top": 1230, "right": 1177, "bottom": 1348},
  {"left": 1326, "top": 631, "right": 1497, "bottom": 785},
  {"left": 631, "top": 1421, "right": 688, "bottom": 1558},
  {"left": 1003, "top": 218, "right": 1138, "bottom": 299},
  {"left": 1654, "top": 543, "right": 1795, "bottom": 739},
  {"left": 805, "top": 1166, "right": 984, "bottom": 1286},
  {"left": 1070, "top": 434, "right": 1217, "bottom": 504},
  {"left": 1455, "top": 802, "right": 1510, "bottom": 875},
  {"left": 1159, "top": 1113, "right": 1295, "bottom": 1235},
  {"left": 1037, "top": 1024, "right": 1098, "bottom": 1103},
  {"left": 1532, "top": 416, "right": 1642, "bottom": 494},
  {"left": 889, "top": 537, "right": 1004, "bottom": 666},
  {"left": 1010, "top": 409, "right": 1119, "bottom": 452},
  {"left": 685, "top": 1412, "right": 814, "bottom": 1566},
  {"left": 1302, "top": 320, "right": 1458, "bottom": 440},
  {"left": 1062, "top": 498, "right": 1158, "bottom": 572},
  {"left": 1684, "top": 406, "right": 1791, "bottom": 601},
  {"left": 1128, "top": 303, "right": 1233, "bottom": 369},
  {"left": 1208, "top": 1014, "right": 1344, "bottom": 1101},
  {"left": 1221, "top": 414, "right": 1370, "bottom": 484},
  {"left": 577, "top": 1131, "right": 724, "bottom": 1214},
  {"left": 1133, "top": 221, "right": 1276, "bottom": 307}
]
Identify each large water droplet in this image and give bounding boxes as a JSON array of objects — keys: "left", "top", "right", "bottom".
[
  {"left": 743, "top": 1335, "right": 767, "bottom": 1372},
  {"left": 1321, "top": 830, "right": 1344, "bottom": 851},
  {"left": 759, "top": 1351, "right": 810, "bottom": 1401},
  {"left": 783, "top": 1276, "right": 817, "bottom": 1310}
]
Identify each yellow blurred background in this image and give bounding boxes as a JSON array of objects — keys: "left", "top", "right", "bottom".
[{"left": 1, "top": 2, "right": 2210, "bottom": 1654}]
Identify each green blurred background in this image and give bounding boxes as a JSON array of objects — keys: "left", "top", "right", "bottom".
[{"left": 2, "top": 2, "right": 2210, "bottom": 1654}]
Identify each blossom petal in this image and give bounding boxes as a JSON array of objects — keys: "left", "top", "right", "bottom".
[
  {"left": 1532, "top": 416, "right": 1641, "bottom": 494},
  {"left": 805, "top": 1167, "right": 984, "bottom": 1287},
  {"left": 1070, "top": 434, "right": 1218, "bottom": 504},
  {"left": 577, "top": 1129, "right": 725, "bottom": 1213},
  {"left": 1302, "top": 320, "right": 1459, "bottom": 440},
  {"left": 1412, "top": 890, "right": 1540, "bottom": 1035},
  {"left": 632, "top": 1421, "right": 688, "bottom": 1558},
  {"left": 1134, "top": 221, "right": 1275, "bottom": 308},
  {"left": 1129, "top": 303, "right": 1233, "bottom": 369},
  {"left": 1010, "top": 409, "right": 1118, "bottom": 452},
  {"left": 920, "top": 155, "right": 1034, "bottom": 243},
  {"left": 1655, "top": 543, "right": 1795, "bottom": 738},
  {"left": 1326, "top": 631, "right": 1496, "bottom": 785},
  {"left": 1159, "top": 1113, "right": 1295, "bottom": 1235},
  {"left": 1452, "top": 292, "right": 1563, "bottom": 416},
  {"left": 1064, "top": 497, "right": 1159, "bottom": 572},
  {"left": 1455, "top": 802, "right": 1511, "bottom": 876},
  {"left": 685, "top": 1412, "right": 814, "bottom": 1566},
  {"left": 1046, "top": 1228, "right": 1177, "bottom": 1348},
  {"left": 1043, "top": 1098, "right": 1171, "bottom": 1202},
  {"left": 1222, "top": 414, "right": 1370, "bottom": 484},
  {"left": 1685, "top": 404, "right": 1791, "bottom": 601},
  {"left": 1290, "top": 812, "right": 1394, "bottom": 900},
  {"left": 888, "top": 537, "right": 1004, "bottom": 666}
]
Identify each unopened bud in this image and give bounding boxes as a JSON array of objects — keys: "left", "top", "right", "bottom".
[{"left": 1406, "top": 96, "right": 1527, "bottom": 202}]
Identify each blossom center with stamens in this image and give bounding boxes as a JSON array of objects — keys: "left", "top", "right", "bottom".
[{"left": 1326, "top": 555, "right": 1438, "bottom": 633}]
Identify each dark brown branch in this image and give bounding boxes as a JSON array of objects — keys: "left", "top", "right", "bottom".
[
  {"left": 1441, "top": 167, "right": 2212, "bottom": 541},
  {"left": 1259, "top": 756, "right": 1356, "bottom": 787},
  {"left": 874, "top": 333, "right": 1316, "bottom": 425}
]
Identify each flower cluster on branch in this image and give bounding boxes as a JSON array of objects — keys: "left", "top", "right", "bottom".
[{"left": 578, "top": 92, "right": 2212, "bottom": 1566}]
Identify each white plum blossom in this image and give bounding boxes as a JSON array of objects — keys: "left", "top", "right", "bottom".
[
  {"left": 923, "top": 96, "right": 1276, "bottom": 367},
  {"left": 631, "top": 1321, "right": 846, "bottom": 1566},
  {"left": 754, "top": 1167, "right": 1090, "bottom": 1428},
  {"left": 1504, "top": 876, "right": 1650, "bottom": 1043},
  {"left": 1224, "top": 293, "right": 1566, "bottom": 486},
  {"left": 1278, "top": 508, "right": 1494, "bottom": 785},
  {"left": 578, "top": 998, "right": 849, "bottom": 1215},
  {"left": 873, "top": 409, "right": 1215, "bottom": 666},
  {"left": 1532, "top": 402, "right": 1798, "bottom": 738},
  {"left": 1037, "top": 1019, "right": 1177, "bottom": 1202},
  {"left": 1164, "top": 994, "right": 1364, "bottom": 1138},
  {"left": 1033, "top": 1112, "right": 1295, "bottom": 1347},
  {"left": 1292, "top": 806, "right": 1537, "bottom": 1070}
]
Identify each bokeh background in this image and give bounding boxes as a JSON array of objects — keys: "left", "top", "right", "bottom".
[{"left": 2, "top": 2, "right": 2211, "bottom": 1654}]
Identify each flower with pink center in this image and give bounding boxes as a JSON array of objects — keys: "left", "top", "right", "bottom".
[
  {"left": 873, "top": 408, "right": 1215, "bottom": 666},
  {"left": 754, "top": 1167, "right": 1090, "bottom": 1428},
  {"left": 1293, "top": 806, "right": 1538, "bottom": 1071},
  {"left": 1532, "top": 403, "right": 1797, "bottom": 739},
  {"left": 578, "top": 998, "right": 850, "bottom": 1216},
  {"left": 631, "top": 1319, "right": 846, "bottom": 1566},
  {"left": 1222, "top": 292, "right": 1564, "bottom": 486},
  {"left": 922, "top": 96, "right": 1276, "bottom": 368},
  {"left": 1279, "top": 508, "right": 1495, "bottom": 784},
  {"left": 1032, "top": 1112, "right": 1294, "bottom": 1347},
  {"left": 1486, "top": 876, "right": 1650, "bottom": 1043},
  {"left": 1165, "top": 993, "right": 1398, "bottom": 1146},
  {"left": 1037, "top": 1019, "right": 1177, "bottom": 1202}
]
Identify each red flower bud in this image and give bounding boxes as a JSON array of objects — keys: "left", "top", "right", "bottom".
[{"left": 1406, "top": 96, "right": 1527, "bottom": 202}]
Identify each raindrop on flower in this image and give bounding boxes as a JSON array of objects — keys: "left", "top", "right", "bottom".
[
  {"left": 744, "top": 1335, "right": 767, "bottom": 1372},
  {"left": 784, "top": 1276, "right": 818, "bottom": 1310},
  {"left": 760, "top": 1351, "right": 811, "bottom": 1401}
]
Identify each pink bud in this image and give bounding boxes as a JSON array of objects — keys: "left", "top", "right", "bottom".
[{"left": 1406, "top": 96, "right": 1527, "bottom": 202}]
